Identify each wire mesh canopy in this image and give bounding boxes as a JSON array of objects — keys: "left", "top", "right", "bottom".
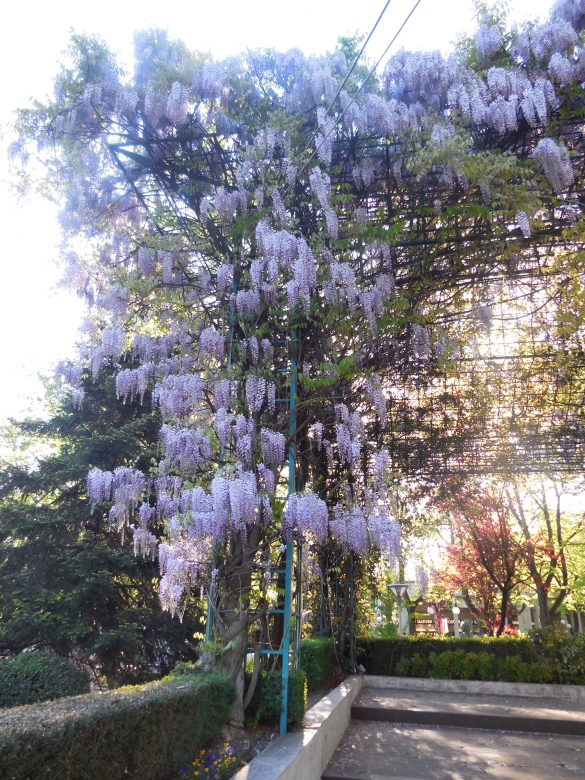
[{"left": 108, "top": 117, "right": 585, "bottom": 479}]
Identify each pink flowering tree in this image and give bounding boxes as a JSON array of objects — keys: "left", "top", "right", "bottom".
[{"left": 12, "top": 1, "right": 585, "bottom": 720}]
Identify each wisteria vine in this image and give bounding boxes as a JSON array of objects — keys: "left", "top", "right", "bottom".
[{"left": 14, "top": 0, "right": 585, "bottom": 644}]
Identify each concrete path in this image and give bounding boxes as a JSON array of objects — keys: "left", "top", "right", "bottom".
[
  {"left": 322, "top": 720, "right": 585, "bottom": 780},
  {"left": 322, "top": 685, "right": 585, "bottom": 779}
]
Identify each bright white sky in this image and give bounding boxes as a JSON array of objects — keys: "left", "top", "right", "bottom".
[{"left": 0, "top": 0, "right": 556, "bottom": 422}]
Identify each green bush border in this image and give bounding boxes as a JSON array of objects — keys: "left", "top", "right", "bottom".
[
  {"left": 0, "top": 671, "right": 235, "bottom": 780},
  {"left": 393, "top": 649, "right": 552, "bottom": 683},
  {"left": 245, "top": 668, "right": 307, "bottom": 730},
  {"left": 356, "top": 635, "right": 537, "bottom": 677},
  {"left": 357, "top": 629, "right": 585, "bottom": 685}
]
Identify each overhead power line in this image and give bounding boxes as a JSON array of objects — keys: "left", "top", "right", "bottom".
[
  {"left": 296, "top": 0, "right": 424, "bottom": 182},
  {"left": 323, "top": 0, "right": 394, "bottom": 119},
  {"left": 289, "top": 0, "right": 395, "bottom": 190}
]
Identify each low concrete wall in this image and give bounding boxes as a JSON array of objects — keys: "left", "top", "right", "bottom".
[
  {"left": 364, "top": 674, "right": 585, "bottom": 703},
  {"left": 230, "top": 673, "right": 585, "bottom": 779},
  {"left": 231, "top": 675, "right": 363, "bottom": 780}
]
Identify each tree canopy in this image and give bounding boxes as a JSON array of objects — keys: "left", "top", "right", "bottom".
[{"left": 11, "top": 0, "right": 585, "bottom": 717}]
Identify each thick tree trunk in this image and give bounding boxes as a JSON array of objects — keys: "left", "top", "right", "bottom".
[
  {"left": 496, "top": 588, "right": 510, "bottom": 636},
  {"left": 536, "top": 585, "right": 551, "bottom": 627},
  {"left": 216, "top": 612, "right": 249, "bottom": 728},
  {"left": 212, "top": 526, "right": 263, "bottom": 727}
]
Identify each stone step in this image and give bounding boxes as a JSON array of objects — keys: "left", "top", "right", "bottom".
[
  {"left": 350, "top": 686, "right": 585, "bottom": 736},
  {"left": 323, "top": 775, "right": 426, "bottom": 780},
  {"left": 321, "top": 680, "right": 585, "bottom": 780},
  {"left": 351, "top": 703, "right": 585, "bottom": 735}
]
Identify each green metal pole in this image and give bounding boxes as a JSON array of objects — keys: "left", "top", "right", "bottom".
[
  {"left": 349, "top": 554, "right": 355, "bottom": 671},
  {"left": 205, "top": 584, "right": 214, "bottom": 642},
  {"left": 280, "top": 328, "right": 296, "bottom": 735},
  {"left": 294, "top": 539, "right": 302, "bottom": 669}
]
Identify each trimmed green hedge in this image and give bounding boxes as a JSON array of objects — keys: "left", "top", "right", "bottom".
[
  {"left": 300, "top": 638, "right": 334, "bottom": 690},
  {"left": 0, "top": 671, "right": 235, "bottom": 780},
  {"left": 356, "top": 636, "right": 537, "bottom": 677},
  {"left": 245, "top": 668, "right": 307, "bottom": 730},
  {"left": 394, "top": 650, "right": 552, "bottom": 683},
  {"left": 357, "top": 628, "right": 585, "bottom": 685},
  {"left": 0, "top": 651, "right": 90, "bottom": 709},
  {"left": 288, "top": 669, "right": 308, "bottom": 729}
]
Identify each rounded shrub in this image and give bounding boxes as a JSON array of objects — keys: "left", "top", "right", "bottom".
[
  {"left": 0, "top": 651, "right": 90, "bottom": 709},
  {"left": 300, "top": 637, "right": 334, "bottom": 690},
  {"left": 531, "top": 624, "right": 585, "bottom": 684},
  {"left": 245, "top": 668, "right": 307, "bottom": 730}
]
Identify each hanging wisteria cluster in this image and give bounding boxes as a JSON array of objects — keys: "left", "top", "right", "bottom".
[
  {"left": 16, "top": 0, "right": 585, "bottom": 632},
  {"left": 87, "top": 467, "right": 146, "bottom": 531}
]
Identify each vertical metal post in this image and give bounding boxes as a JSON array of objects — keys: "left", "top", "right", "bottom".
[
  {"left": 396, "top": 591, "right": 403, "bottom": 636},
  {"left": 349, "top": 554, "right": 355, "bottom": 672},
  {"left": 280, "top": 328, "right": 296, "bottom": 735},
  {"left": 319, "top": 575, "right": 325, "bottom": 637},
  {"left": 205, "top": 584, "right": 214, "bottom": 642},
  {"left": 294, "top": 540, "right": 303, "bottom": 669}
]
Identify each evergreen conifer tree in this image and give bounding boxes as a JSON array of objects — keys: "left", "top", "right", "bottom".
[{"left": 0, "top": 367, "right": 201, "bottom": 686}]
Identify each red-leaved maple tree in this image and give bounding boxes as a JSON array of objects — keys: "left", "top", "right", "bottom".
[{"left": 441, "top": 485, "right": 526, "bottom": 636}]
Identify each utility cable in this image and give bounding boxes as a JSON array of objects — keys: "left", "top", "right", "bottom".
[
  {"left": 296, "top": 0, "right": 424, "bottom": 182},
  {"left": 322, "top": 0, "right": 394, "bottom": 119},
  {"left": 287, "top": 0, "right": 395, "bottom": 188}
]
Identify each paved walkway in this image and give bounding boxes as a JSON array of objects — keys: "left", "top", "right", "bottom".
[
  {"left": 323, "top": 721, "right": 585, "bottom": 779},
  {"left": 322, "top": 686, "right": 585, "bottom": 780}
]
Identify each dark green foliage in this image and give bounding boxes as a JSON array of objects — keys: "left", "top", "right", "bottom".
[
  {"left": 394, "top": 657, "right": 412, "bottom": 677},
  {"left": 531, "top": 624, "right": 585, "bottom": 684},
  {"left": 0, "top": 367, "right": 202, "bottom": 685},
  {"left": 300, "top": 637, "right": 334, "bottom": 690},
  {"left": 245, "top": 668, "right": 307, "bottom": 730},
  {"left": 0, "top": 672, "right": 235, "bottom": 780},
  {"left": 497, "top": 655, "right": 549, "bottom": 683},
  {"left": 245, "top": 670, "right": 282, "bottom": 727},
  {"left": 429, "top": 650, "right": 474, "bottom": 680},
  {"left": 429, "top": 651, "right": 494, "bottom": 682},
  {"left": 164, "top": 661, "right": 202, "bottom": 679},
  {"left": 0, "top": 651, "right": 90, "bottom": 708},
  {"left": 356, "top": 636, "right": 537, "bottom": 676},
  {"left": 395, "top": 652, "right": 429, "bottom": 678}
]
